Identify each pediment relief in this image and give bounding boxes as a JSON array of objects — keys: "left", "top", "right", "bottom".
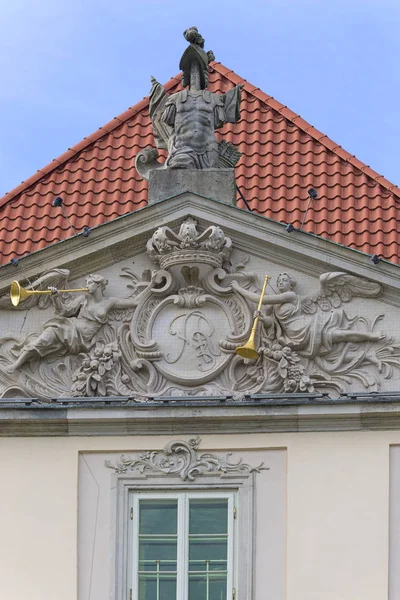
[{"left": 0, "top": 216, "right": 399, "bottom": 400}]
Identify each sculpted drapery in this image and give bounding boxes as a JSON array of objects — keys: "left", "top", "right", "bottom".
[
  {"left": 6, "top": 274, "right": 154, "bottom": 374},
  {"left": 0, "top": 222, "right": 399, "bottom": 399},
  {"left": 231, "top": 272, "right": 385, "bottom": 375}
]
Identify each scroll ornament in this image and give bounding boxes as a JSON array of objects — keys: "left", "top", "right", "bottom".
[
  {"left": 0, "top": 218, "right": 399, "bottom": 399},
  {"left": 105, "top": 437, "right": 267, "bottom": 481}
]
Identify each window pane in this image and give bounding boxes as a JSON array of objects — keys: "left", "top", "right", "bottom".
[
  {"left": 139, "top": 499, "right": 178, "bottom": 534},
  {"left": 188, "top": 499, "right": 228, "bottom": 600},
  {"left": 139, "top": 539, "right": 177, "bottom": 569},
  {"left": 189, "top": 499, "right": 228, "bottom": 534},
  {"left": 189, "top": 538, "right": 227, "bottom": 570},
  {"left": 189, "top": 574, "right": 227, "bottom": 600},
  {"left": 138, "top": 499, "right": 178, "bottom": 600},
  {"left": 139, "top": 575, "right": 177, "bottom": 600}
]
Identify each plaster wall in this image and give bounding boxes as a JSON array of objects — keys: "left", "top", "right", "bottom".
[{"left": 0, "top": 430, "right": 397, "bottom": 600}]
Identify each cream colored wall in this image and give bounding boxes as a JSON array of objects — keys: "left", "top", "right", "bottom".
[{"left": 0, "top": 430, "right": 397, "bottom": 600}]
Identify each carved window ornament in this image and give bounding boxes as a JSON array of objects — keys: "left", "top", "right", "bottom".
[
  {"left": 105, "top": 436, "right": 268, "bottom": 480},
  {"left": 105, "top": 438, "right": 266, "bottom": 600}
]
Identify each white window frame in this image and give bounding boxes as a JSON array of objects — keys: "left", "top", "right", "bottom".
[
  {"left": 130, "top": 491, "right": 235, "bottom": 600},
  {"left": 111, "top": 473, "right": 255, "bottom": 600}
]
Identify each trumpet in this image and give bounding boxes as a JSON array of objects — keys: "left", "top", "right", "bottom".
[
  {"left": 235, "top": 275, "right": 269, "bottom": 360},
  {"left": 10, "top": 280, "right": 89, "bottom": 307}
]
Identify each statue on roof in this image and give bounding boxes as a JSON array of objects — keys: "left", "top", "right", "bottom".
[{"left": 135, "top": 27, "right": 243, "bottom": 179}]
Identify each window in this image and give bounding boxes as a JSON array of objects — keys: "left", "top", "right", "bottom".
[
  {"left": 130, "top": 492, "right": 235, "bottom": 600},
  {"left": 79, "top": 444, "right": 285, "bottom": 599},
  {"left": 98, "top": 441, "right": 262, "bottom": 600}
]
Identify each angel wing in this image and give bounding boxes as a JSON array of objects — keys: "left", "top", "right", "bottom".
[
  {"left": 0, "top": 268, "right": 71, "bottom": 310},
  {"left": 301, "top": 272, "right": 382, "bottom": 314},
  {"left": 149, "top": 76, "right": 173, "bottom": 149}
]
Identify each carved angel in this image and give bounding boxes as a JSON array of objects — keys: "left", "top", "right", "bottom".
[
  {"left": 231, "top": 272, "right": 386, "bottom": 373},
  {"left": 6, "top": 273, "right": 155, "bottom": 373}
]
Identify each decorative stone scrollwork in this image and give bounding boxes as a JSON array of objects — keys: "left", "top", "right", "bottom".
[
  {"left": 146, "top": 216, "right": 232, "bottom": 270},
  {"left": 231, "top": 271, "right": 400, "bottom": 394},
  {"left": 0, "top": 218, "right": 256, "bottom": 399},
  {"left": 0, "top": 217, "right": 399, "bottom": 400},
  {"left": 127, "top": 218, "right": 253, "bottom": 387},
  {"left": 104, "top": 437, "right": 267, "bottom": 480},
  {"left": 71, "top": 341, "right": 122, "bottom": 397}
]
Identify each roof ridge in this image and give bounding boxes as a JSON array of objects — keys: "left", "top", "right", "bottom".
[
  {"left": 211, "top": 62, "right": 400, "bottom": 199},
  {"left": 0, "top": 75, "right": 181, "bottom": 210}
]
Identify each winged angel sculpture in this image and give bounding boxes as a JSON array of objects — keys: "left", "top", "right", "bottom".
[
  {"left": 0, "top": 236, "right": 399, "bottom": 399},
  {"left": 5, "top": 274, "right": 150, "bottom": 373},
  {"left": 231, "top": 272, "right": 400, "bottom": 393},
  {"left": 0, "top": 268, "right": 160, "bottom": 398}
]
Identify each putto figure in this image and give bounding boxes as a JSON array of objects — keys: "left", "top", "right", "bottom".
[{"left": 135, "top": 27, "right": 243, "bottom": 178}]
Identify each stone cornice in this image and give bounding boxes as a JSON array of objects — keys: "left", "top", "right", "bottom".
[
  {"left": 2, "top": 396, "right": 400, "bottom": 436},
  {"left": 0, "top": 194, "right": 398, "bottom": 303}
]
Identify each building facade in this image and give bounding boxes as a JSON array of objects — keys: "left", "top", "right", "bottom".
[{"left": 0, "top": 28, "right": 400, "bottom": 600}]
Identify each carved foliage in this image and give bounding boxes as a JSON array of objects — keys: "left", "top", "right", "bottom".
[
  {"left": 71, "top": 341, "right": 121, "bottom": 397},
  {"left": 105, "top": 437, "right": 267, "bottom": 480},
  {"left": 1, "top": 218, "right": 400, "bottom": 400}
]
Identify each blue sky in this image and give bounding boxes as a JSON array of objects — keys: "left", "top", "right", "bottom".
[{"left": 1, "top": 0, "right": 400, "bottom": 197}]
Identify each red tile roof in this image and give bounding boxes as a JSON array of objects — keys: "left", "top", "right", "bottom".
[{"left": 1, "top": 62, "right": 400, "bottom": 264}]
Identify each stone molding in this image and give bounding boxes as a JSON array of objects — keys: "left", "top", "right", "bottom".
[
  {"left": 0, "top": 195, "right": 399, "bottom": 306},
  {"left": 102, "top": 445, "right": 260, "bottom": 600},
  {"left": 2, "top": 397, "right": 400, "bottom": 435}
]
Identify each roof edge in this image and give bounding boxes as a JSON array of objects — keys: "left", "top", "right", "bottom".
[
  {"left": 211, "top": 62, "right": 400, "bottom": 199},
  {"left": 0, "top": 75, "right": 181, "bottom": 210},
  {"left": 1, "top": 192, "right": 399, "bottom": 287}
]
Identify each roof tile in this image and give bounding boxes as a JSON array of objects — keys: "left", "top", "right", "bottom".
[{"left": 1, "top": 62, "right": 400, "bottom": 264}]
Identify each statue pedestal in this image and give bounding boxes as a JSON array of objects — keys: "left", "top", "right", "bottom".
[{"left": 148, "top": 169, "right": 237, "bottom": 206}]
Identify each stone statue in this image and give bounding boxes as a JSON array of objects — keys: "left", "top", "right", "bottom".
[
  {"left": 231, "top": 272, "right": 386, "bottom": 373},
  {"left": 6, "top": 273, "right": 152, "bottom": 373},
  {"left": 135, "top": 27, "right": 243, "bottom": 179}
]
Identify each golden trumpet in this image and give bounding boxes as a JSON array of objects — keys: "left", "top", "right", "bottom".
[
  {"left": 235, "top": 275, "right": 269, "bottom": 360},
  {"left": 10, "top": 280, "right": 89, "bottom": 307}
]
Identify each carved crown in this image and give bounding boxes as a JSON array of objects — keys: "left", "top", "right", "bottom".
[{"left": 146, "top": 217, "right": 232, "bottom": 269}]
